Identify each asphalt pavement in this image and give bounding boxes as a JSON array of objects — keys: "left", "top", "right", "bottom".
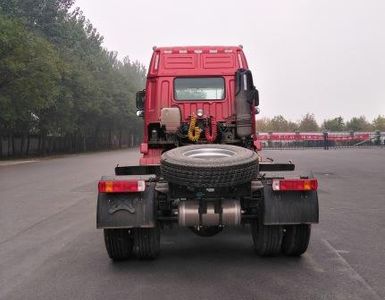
[{"left": 0, "top": 148, "right": 384, "bottom": 300}]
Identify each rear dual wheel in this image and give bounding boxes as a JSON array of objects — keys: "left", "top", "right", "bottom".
[
  {"left": 251, "top": 220, "right": 311, "bottom": 256},
  {"left": 251, "top": 220, "right": 283, "bottom": 256},
  {"left": 104, "top": 229, "right": 134, "bottom": 261},
  {"left": 104, "top": 227, "right": 160, "bottom": 261},
  {"left": 133, "top": 227, "right": 161, "bottom": 259},
  {"left": 282, "top": 224, "right": 311, "bottom": 256}
]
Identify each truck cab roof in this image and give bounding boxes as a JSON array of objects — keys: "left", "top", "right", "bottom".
[{"left": 148, "top": 46, "right": 248, "bottom": 77}]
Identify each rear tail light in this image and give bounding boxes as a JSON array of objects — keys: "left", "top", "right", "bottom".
[
  {"left": 98, "top": 180, "right": 145, "bottom": 193},
  {"left": 272, "top": 179, "right": 318, "bottom": 191}
]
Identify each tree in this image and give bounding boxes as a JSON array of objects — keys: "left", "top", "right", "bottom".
[
  {"left": 255, "top": 117, "right": 271, "bottom": 132},
  {"left": 0, "top": 0, "right": 75, "bottom": 35},
  {"left": 372, "top": 115, "right": 385, "bottom": 131},
  {"left": 345, "top": 116, "right": 372, "bottom": 132},
  {"left": 322, "top": 116, "right": 345, "bottom": 131},
  {"left": 0, "top": 14, "right": 61, "bottom": 154},
  {"left": 269, "top": 115, "right": 297, "bottom": 132},
  {"left": 298, "top": 113, "right": 319, "bottom": 132},
  {"left": 0, "top": 2, "right": 147, "bottom": 157}
]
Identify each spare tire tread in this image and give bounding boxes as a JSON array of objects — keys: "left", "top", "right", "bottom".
[
  {"left": 161, "top": 164, "right": 257, "bottom": 187},
  {"left": 160, "top": 144, "right": 258, "bottom": 187}
]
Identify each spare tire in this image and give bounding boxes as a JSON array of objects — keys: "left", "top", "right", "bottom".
[{"left": 160, "top": 144, "right": 258, "bottom": 188}]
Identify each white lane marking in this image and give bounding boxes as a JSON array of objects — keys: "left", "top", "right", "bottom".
[
  {"left": 322, "top": 239, "right": 382, "bottom": 300},
  {"left": 305, "top": 253, "right": 325, "bottom": 273},
  {"left": 0, "top": 160, "right": 38, "bottom": 167},
  {"left": 336, "top": 249, "right": 350, "bottom": 254}
]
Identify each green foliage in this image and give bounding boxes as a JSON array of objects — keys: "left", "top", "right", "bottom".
[
  {"left": 270, "top": 115, "right": 297, "bottom": 132},
  {"left": 322, "top": 116, "right": 345, "bottom": 131},
  {"left": 257, "top": 115, "right": 384, "bottom": 133},
  {"left": 255, "top": 117, "right": 272, "bottom": 132},
  {"left": 0, "top": 2, "right": 145, "bottom": 155},
  {"left": 0, "top": 14, "right": 61, "bottom": 133},
  {"left": 372, "top": 115, "right": 385, "bottom": 131},
  {"left": 256, "top": 116, "right": 297, "bottom": 132},
  {"left": 298, "top": 113, "right": 319, "bottom": 132},
  {"left": 345, "top": 116, "right": 372, "bottom": 132}
]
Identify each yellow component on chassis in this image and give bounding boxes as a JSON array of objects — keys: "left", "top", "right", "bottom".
[{"left": 188, "top": 115, "right": 201, "bottom": 142}]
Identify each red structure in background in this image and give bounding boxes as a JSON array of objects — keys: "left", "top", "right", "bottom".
[
  {"left": 254, "top": 132, "right": 385, "bottom": 149},
  {"left": 256, "top": 132, "right": 371, "bottom": 142}
]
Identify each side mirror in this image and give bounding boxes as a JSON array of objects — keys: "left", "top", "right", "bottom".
[
  {"left": 136, "top": 90, "right": 145, "bottom": 110},
  {"left": 254, "top": 88, "right": 259, "bottom": 107},
  {"left": 235, "top": 69, "right": 259, "bottom": 106}
]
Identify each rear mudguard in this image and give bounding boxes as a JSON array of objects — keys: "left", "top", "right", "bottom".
[
  {"left": 263, "top": 184, "right": 319, "bottom": 225},
  {"left": 97, "top": 182, "right": 156, "bottom": 229}
]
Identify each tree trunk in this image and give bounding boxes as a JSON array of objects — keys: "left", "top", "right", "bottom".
[
  {"left": 66, "top": 135, "right": 71, "bottom": 153},
  {"left": 26, "top": 134, "right": 30, "bottom": 156},
  {"left": 20, "top": 134, "right": 25, "bottom": 156},
  {"left": 38, "top": 134, "right": 42, "bottom": 153},
  {"left": 108, "top": 128, "right": 112, "bottom": 148},
  {"left": 0, "top": 135, "right": 3, "bottom": 158},
  {"left": 82, "top": 135, "right": 86, "bottom": 152},
  {"left": 118, "top": 129, "right": 122, "bottom": 148},
  {"left": 7, "top": 134, "right": 11, "bottom": 157},
  {"left": 126, "top": 131, "right": 130, "bottom": 148},
  {"left": 41, "top": 133, "right": 47, "bottom": 155},
  {"left": 71, "top": 133, "right": 76, "bottom": 152},
  {"left": 11, "top": 133, "right": 15, "bottom": 156},
  {"left": 47, "top": 136, "right": 52, "bottom": 154},
  {"left": 52, "top": 137, "right": 55, "bottom": 153},
  {"left": 93, "top": 126, "right": 100, "bottom": 150}
]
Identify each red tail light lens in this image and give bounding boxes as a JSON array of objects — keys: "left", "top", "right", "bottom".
[
  {"left": 272, "top": 179, "right": 318, "bottom": 191},
  {"left": 98, "top": 180, "right": 145, "bottom": 193}
]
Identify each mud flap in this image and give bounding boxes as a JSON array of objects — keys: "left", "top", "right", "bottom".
[
  {"left": 97, "top": 182, "right": 156, "bottom": 228},
  {"left": 263, "top": 185, "right": 319, "bottom": 225}
]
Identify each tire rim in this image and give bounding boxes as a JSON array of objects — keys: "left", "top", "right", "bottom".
[{"left": 183, "top": 148, "right": 236, "bottom": 159}]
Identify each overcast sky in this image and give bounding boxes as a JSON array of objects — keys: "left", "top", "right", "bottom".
[{"left": 75, "top": 0, "right": 385, "bottom": 122}]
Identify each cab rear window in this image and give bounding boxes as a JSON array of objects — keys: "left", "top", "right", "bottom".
[{"left": 174, "top": 77, "right": 225, "bottom": 100}]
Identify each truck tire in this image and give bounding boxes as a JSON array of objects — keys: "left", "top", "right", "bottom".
[
  {"left": 133, "top": 227, "right": 160, "bottom": 259},
  {"left": 282, "top": 224, "right": 311, "bottom": 256},
  {"left": 160, "top": 144, "right": 258, "bottom": 188},
  {"left": 189, "top": 226, "right": 223, "bottom": 237},
  {"left": 104, "top": 229, "right": 133, "bottom": 261},
  {"left": 251, "top": 220, "right": 283, "bottom": 256}
]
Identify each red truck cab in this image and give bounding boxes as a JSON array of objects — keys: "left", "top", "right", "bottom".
[{"left": 136, "top": 46, "right": 259, "bottom": 165}]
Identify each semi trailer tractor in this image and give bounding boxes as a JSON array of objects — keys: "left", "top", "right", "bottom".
[{"left": 97, "top": 46, "right": 319, "bottom": 260}]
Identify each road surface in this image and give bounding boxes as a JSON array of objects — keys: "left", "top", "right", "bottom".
[{"left": 1, "top": 148, "right": 384, "bottom": 300}]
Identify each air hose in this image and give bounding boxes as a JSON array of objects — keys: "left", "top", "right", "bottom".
[
  {"left": 205, "top": 117, "right": 217, "bottom": 143},
  {"left": 188, "top": 115, "right": 201, "bottom": 142}
]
